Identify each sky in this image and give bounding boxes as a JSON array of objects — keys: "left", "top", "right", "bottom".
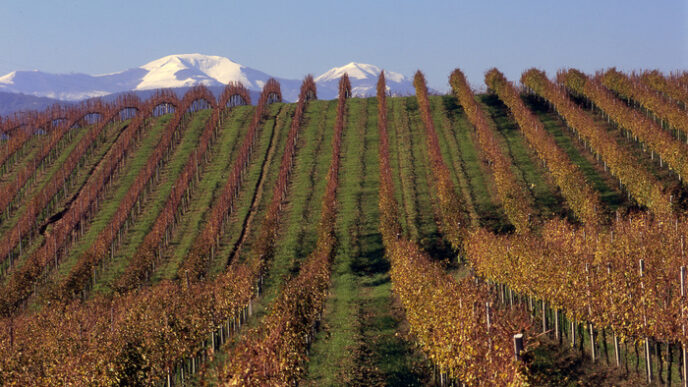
[{"left": 0, "top": 0, "right": 686, "bottom": 92}]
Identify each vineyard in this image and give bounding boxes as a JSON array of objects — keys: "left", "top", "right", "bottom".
[{"left": 1, "top": 66, "right": 688, "bottom": 386}]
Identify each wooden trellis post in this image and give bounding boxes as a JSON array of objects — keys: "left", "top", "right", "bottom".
[
  {"left": 514, "top": 334, "right": 524, "bottom": 362},
  {"left": 681, "top": 266, "right": 687, "bottom": 387},
  {"left": 486, "top": 302, "right": 492, "bottom": 351},
  {"left": 640, "top": 259, "right": 653, "bottom": 383}
]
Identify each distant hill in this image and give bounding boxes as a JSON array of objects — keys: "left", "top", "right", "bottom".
[
  {"left": 0, "top": 54, "right": 417, "bottom": 115},
  {"left": 0, "top": 92, "right": 68, "bottom": 116}
]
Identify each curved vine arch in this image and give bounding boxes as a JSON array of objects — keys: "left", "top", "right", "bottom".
[
  {"left": 300, "top": 75, "right": 317, "bottom": 102},
  {"left": 181, "top": 85, "right": 217, "bottom": 113},
  {"left": 339, "top": 73, "right": 352, "bottom": 99},
  {"left": 261, "top": 78, "right": 282, "bottom": 106},
  {"left": 219, "top": 82, "right": 252, "bottom": 109},
  {"left": 147, "top": 89, "right": 180, "bottom": 117}
]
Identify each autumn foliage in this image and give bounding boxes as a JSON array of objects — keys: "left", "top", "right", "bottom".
[
  {"left": 3, "top": 64, "right": 688, "bottom": 385},
  {"left": 559, "top": 69, "right": 688, "bottom": 185},
  {"left": 601, "top": 68, "right": 688, "bottom": 137},
  {"left": 177, "top": 79, "right": 282, "bottom": 281},
  {"left": 466, "top": 213, "right": 688, "bottom": 345},
  {"left": 381, "top": 72, "right": 529, "bottom": 386},
  {"left": 450, "top": 69, "right": 533, "bottom": 233},
  {"left": 636, "top": 70, "right": 688, "bottom": 109},
  {"left": 413, "top": 70, "right": 470, "bottom": 249},
  {"left": 522, "top": 69, "right": 673, "bottom": 216},
  {"left": 0, "top": 78, "right": 317, "bottom": 385},
  {"left": 220, "top": 75, "right": 347, "bottom": 385},
  {"left": 486, "top": 69, "right": 601, "bottom": 226},
  {"left": 0, "top": 90, "right": 180, "bottom": 316},
  {"left": 114, "top": 83, "right": 250, "bottom": 292}
]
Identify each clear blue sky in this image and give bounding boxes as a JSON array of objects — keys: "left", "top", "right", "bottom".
[{"left": 0, "top": 0, "right": 685, "bottom": 91}]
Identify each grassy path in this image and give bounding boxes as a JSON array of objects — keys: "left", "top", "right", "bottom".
[
  {"left": 1, "top": 116, "right": 171, "bottom": 285},
  {"left": 89, "top": 111, "right": 211, "bottom": 293},
  {"left": 190, "top": 100, "right": 334, "bottom": 384},
  {"left": 52, "top": 114, "right": 176, "bottom": 279},
  {"left": 430, "top": 96, "right": 480, "bottom": 227},
  {"left": 440, "top": 95, "right": 511, "bottom": 232},
  {"left": 0, "top": 130, "right": 47, "bottom": 179},
  {"left": 387, "top": 98, "right": 411, "bottom": 239},
  {"left": 0, "top": 121, "right": 125, "bottom": 261},
  {"left": 403, "top": 97, "right": 443, "bottom": 254},
  {"left": 305, "top": 97, "right": 428, "bottom": 386},
  {"left": 389, "top": 97, "right": 435, "bottom": 242},
  {"left": 234, "top": 104, "right": 295, "bottom": 266},
  {"left": 523, "top": 95, "right": 632, "bottom": 217},
  {"left": 198, "top": 100, "right": 336, "bottom": 372},
  {"left": 480, "top": 94, "right": 568, "bottom": 221},
  {"left": 207, "top": 103, "right": 291, "bottom": 275},
  {"left": 256, "top": 99, "right": 336, "bottom": 307},
  {"left": 151, "top": 106, "right": 254, "bottom": 281}
]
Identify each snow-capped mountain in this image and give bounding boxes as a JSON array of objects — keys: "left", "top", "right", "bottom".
[
  {"left": 137, "top": 54, "right": 265, "bottom": 91},
  {"left": 0, "top": 54, "right": 415, "bottom": 110},
  {"left": 0, "top": 54, "right": 300, "bottom": 101},
  {"left": 315, "top": 62, "right": 414, "bottom": 98}
]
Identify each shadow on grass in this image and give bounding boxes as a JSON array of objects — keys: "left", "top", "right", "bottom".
[
  {"left": 440, "top": 95, "right": 516, "bottom": 234},
  {"left": 479, "top": 93, "right": 571, "bottom": 221},
  {"left": 351, "top": 228, "right": 429, "bottom": 386}
]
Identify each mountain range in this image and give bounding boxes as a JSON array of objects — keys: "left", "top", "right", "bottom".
[{"left": 0, "top": 54, "right": 416, "bottom": 114}]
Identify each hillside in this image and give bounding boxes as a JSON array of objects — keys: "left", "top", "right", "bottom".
[{"left": 0, "top": 68, "right": 685, "bottom": 386}]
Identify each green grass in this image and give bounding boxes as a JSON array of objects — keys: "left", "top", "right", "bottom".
[
  {"left": 0, "top": 120, "right": 125, "bottom": 250},
  {"left": 0, "top": 122, "right": 129, "bottom": 282},
  {"left": 12, "top": 126, "right": 97, "bottom": 212},
  {"left": 522, "top": 95, "right": 630, "bottom": 216},
  {"left": 388, "top": 97, "right": 434, "bottom": 242},
  {"left": 387, "top": 98, "right": 411, "bottom": 238},
  {"left": 37, "top": 121, "right": 129, "bottom": 220},
  {"left": 0, "top": 123, "right": 90, "bottom": 225},
  {"left": 305, "top": 98, "right": 367, "bottom": 385},
  {"left": 440, "top": 95, "right": 511, "bottom": 232},
  {"left": 429, "top": 97, "right": 462, "bottom": 189},
  {"left": 207, "top": 102, "right": 292, "bottom": 276},
  {"left": 54, "top": 114, "right": 172, "bottom": 277},
  {"left": 0, "top": 121, "right": 129, "bottom": 281},
  {"left": 305, "top": 97, "right": 428, "bottom": 386},
  {"left": 0, "top": 127, "right": 62, "bottom": 185},
  {"left": 151, "top": 106, "right": 254, "bottom": 281},
  {"left": 403, "top": 97, "right": 442, "bottom": 251},
  {"left": 256, "top": 99, "right": 336, "bottom": 307},
  {"left": 430, "top": 96, "right": 480, "bottom": 228},
  {"left": 194, "top": 99, "right": 338, "bottom": 384},
  {"left": 232, "top": 104, "right": 294, "bottom": 266},
  {"left": 480, "top": 94, "right": 567, "bottom": 220},
  {"left": 91, "top": 111, "right": 211, "bottom": 293},
  {"left": 0, "top": 130, "right": 47, "bottom": 178},
  {"left": 210, "top": 99, "right": 336, "bottom": 341},
  {"left": 7, "top": 94, "right": 687, "bottom": 386}
]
